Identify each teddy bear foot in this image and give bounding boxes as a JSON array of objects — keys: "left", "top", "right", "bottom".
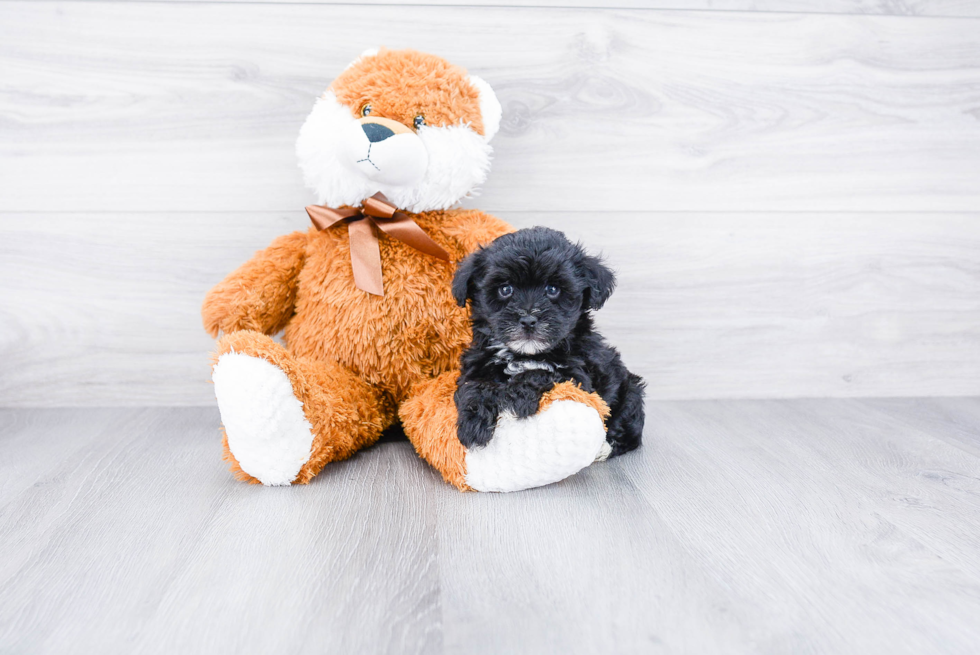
[
  {"left": 464, "top": 400, "right": 607, "bottom": 493},
  {"left": 402, "top": 375, "right": 612, "bottom": 493},
  {"left": 212, "top": 352, "right": 315, "bottom": 486}
]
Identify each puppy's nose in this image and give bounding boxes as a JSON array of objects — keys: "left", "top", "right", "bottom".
[
  {"left": 362, "top": 122, "right": 395, "bottom": 143},
  {"left": 519, "top": 316, "right": 538, "bottom": 330}
]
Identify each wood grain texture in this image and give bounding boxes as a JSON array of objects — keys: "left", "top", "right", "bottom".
[
  {"left": 3, "top": 2, "right": 980, "bottom": 213},
  {"left": 1, "top": 400, "right": 979, "bottom": 653},
  {"left": 862, "top": 396, "right": 980, "bottom": 457},
  {"left": 84, "top": 0, "right": 980, "bottom": 18},
  {"left": 619, "top": 397, "right": 980, "bottom": 653},
  {"left": 0, "top": 407, "right": 440, "bottom": 655},
  {"left": 3, "top": 210, "right": 977, "bottom": 406}
]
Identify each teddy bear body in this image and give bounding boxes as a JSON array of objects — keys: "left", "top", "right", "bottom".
[{"left": 285, "top": 210, "right": 508, "bottom": 402}]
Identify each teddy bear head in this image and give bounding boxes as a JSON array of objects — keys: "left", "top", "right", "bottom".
[{"left": 296, "top": 48, "right": 502, "bottom": 214}]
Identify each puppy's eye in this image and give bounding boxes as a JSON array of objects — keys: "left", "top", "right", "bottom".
[
  {"left": 498, "top": 284, "right": 513, "bottom": 299},
  {"left": 545, "top": 285, "right": 561, "bottom": 299},
  {"left": 413, "top": 115, "right": 426, "bottom": 130},
  {"left": 361, "top": 104, "right": 372, "bottom": 117}
]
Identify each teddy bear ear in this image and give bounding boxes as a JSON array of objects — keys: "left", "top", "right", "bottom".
[
  {"left": 467, "top": 75, "right": 502, "bottom": 143},
  {"left": 343, "top": 48, "right": 380, "bottom": 71}
]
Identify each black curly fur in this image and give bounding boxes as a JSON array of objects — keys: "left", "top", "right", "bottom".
[{"left": 452, "top": 227, "right": 645, "bottom": 456}]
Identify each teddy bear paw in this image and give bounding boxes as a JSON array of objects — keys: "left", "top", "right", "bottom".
[
  {"left": 463, "top": 400, "right": 607, "bottom": 493},
  {"left": 212, "top": 353, "right": 315, "bottom": 486}
]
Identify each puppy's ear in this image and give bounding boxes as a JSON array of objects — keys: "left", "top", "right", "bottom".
[
  {"left": 452, "top": 250, "right": 484, "bottom": 308},
  {"left": 578, "top": 252, "right": 617, "bottom": 310}
]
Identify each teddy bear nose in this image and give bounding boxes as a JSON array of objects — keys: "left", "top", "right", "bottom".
[
  {"left": 362, "top": 122, "right": 395, "bottom": 143},
  {"left": 519, "top": 316, "right": 538, "bottom": 330}
]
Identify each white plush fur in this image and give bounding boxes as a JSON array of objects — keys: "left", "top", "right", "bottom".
[
  {"left": 467, "top": 75, "right": 502, "bottom": 142},
  {"left": 296, "top": 92, "right": 493, "bottom": 213},
  {"left": 464, "top": 401, "right": 608, "bottom": 493},
  {"left": 212, "top": 353, "right": 315, "bottom": 486}
]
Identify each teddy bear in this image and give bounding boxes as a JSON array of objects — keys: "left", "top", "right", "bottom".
[{"left": 202, "top": 48, "right": 612, "bottom": 492}]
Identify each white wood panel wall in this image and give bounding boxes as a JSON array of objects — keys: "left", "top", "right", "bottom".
[
  {"left": 62, "top": 1, "right": 980, "bottom": 18},
  {"left": 1, "top": 1, "right": 978, "bottom": 407}
]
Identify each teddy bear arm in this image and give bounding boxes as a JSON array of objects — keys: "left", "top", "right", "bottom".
[{"left": 202, "top": 231, "right": 309, "bottom": 337}]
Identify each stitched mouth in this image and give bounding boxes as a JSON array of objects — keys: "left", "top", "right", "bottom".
[{"left": 356, "top": 143, "right": 381, "bottom": 171}]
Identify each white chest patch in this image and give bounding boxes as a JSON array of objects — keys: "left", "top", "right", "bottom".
[
  {"left": 503, "top": 359, "right": 557, "bottom": 376},
  {"left": 491, "top": 342, "right": 561, "bottom": 377}
]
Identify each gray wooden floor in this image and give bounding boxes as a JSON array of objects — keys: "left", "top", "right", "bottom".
[{"left": 1, "top": 399, "right": 979, "bottom": 654}]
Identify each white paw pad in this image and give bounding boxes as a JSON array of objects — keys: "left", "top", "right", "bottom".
[
  {"left": 464, "top": 400, "right": 607, "bottom": 493},
  {"left": 212, "top": 353, "right": 315, "bottom": 486}
]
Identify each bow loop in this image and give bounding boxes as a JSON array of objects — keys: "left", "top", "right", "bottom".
[
  {"left": 306, "top": 205, "right": 360, "bottom": 231},
  {"left": 305, "top": 192, "right": 450, "bottom": 297},
  {"left": 361, "top": 194, "right": 398, "bottom": 220}
]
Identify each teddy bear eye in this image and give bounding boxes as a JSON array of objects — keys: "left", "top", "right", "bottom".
[
  {"left": 498, "top": 284, "right": 513, "bottom": 299},
  {"left": 545, "top": 285, "right": 561, "bottom": 299},
  {"left": 413, "top": 115, "right": 426, "bottom": 130},
  {"left": 361, "top": 104, "right": 372, "bottom": 117}
]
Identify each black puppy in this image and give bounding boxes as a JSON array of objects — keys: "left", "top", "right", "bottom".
[{"left": 452, "top": 226, "right": 645, "bottom": 457}]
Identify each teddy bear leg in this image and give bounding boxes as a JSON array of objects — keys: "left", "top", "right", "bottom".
[
  {"left": 400, "top": 372, "right": 611, "bottom": 492},
  {"left": 211, "top": 330, "right": 393, "bottom": 486}
]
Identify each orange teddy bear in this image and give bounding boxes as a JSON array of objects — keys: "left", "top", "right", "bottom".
[{"left": 202, "top": 48, "right": 611, "bottom": 492}]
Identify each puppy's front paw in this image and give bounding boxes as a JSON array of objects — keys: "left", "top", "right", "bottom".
[
  {"left": 457, "top": 410, "right": 496, "bottom": 449},
  {"left": 508, "top": 370, "right": 558, "bottom": 418},
  {"left": 511, "top": 389, "right": 542, "bottom": 419}
]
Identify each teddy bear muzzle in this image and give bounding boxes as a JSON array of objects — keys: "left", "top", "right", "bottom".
[{"left": 340, "top": 116, "right": 429, "bottom": 187}]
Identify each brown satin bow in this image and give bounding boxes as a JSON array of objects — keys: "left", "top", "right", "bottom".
[{"left": 306, "top": 192, "right": 450, "bottom": 296}]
